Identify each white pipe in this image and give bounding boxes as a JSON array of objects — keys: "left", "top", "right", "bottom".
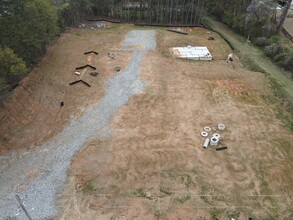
[{"left": 203, "top": 138, "right": 210, "bottom": 148}]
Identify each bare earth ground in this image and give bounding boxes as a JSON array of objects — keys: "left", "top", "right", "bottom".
[
  {"left": 0, "top": 24, "right": 292, "bottom": 219},
  {"left": 54, "top": 28, "right": 293, "bottom": 219},
  {"left": 0, "top": 23, "right": 132, "bottom": 153}
]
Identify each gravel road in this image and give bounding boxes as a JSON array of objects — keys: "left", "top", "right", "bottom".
[{"left": 0, "top": 30, "right": 157, "bottom": 220}]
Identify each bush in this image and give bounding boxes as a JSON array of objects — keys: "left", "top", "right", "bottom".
[
  {"left": 0, "top": 47, "right": 27, "bottom": 92},
  {"left": 223, "top": 12, "right": 245, "bottom": 34},
  {"left": 262, "top": 24, "right": 276, "bottom": 37},
  {"left": 274, "top": 52, "right": 288, "bottom": 63},
  {"left": 273, "top": 51, "right": 293, "bottom": 75},
  {"left": 269, "top": 35, "right": 281, "bottom": 44},
  {"left": 282, "top": 52, "right": 293, "bottom": 73},
  {"left": 210, "top": 6, "right": 224, "bottom": 20},
  {"left": 264, "top": 43, "right": 283, "bottom": 58},
  {"left": 255, "top": 37, "right": 268, "bottom": 47}
]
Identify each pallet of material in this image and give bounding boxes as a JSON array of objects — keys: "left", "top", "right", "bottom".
[{"left": 167, "top": 29, "right": 188, "bottom": 35}]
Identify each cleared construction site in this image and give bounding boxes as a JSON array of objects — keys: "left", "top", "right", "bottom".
[{"left": 0, "top": 23, "right": 293, "bottom": 220}]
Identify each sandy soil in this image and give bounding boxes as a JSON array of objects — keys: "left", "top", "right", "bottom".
[{"left": 56, "top": 28, "right": 293, "bottom": 219}]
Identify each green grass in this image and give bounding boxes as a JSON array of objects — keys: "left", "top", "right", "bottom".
[
  {"left": 181, "top": 174, "right": 193, "bottom": 188},
  {"left": 267, "top": 78, "right": 293, "bottom": 131},
  {"left": 74, "top": 31, "right": 83, "bottom": 36},
  {"left": 210, "top": 208, "right": 224, "bottom": 220},
  {"left": 82, "top": 180, "right": 96, "bottom": 193},
  {"left": 159, "top": 187, "right": 173, "bottom": 196},
  {"left": 199, "top": 195, "right": 210, "bottom": 204},
  {"left": 154, "top": 210, "right": 162, "bottom": 219},
  {"left": 240, "top": 55, "right": 266, "bottom": 73},
  {"left": 134, "top": 188, "right": 147, "bottom": 198},
  {"left": 276, "top": 109, "right": 293, "bottom": 131},
  {"left": 175, "top": 194, "right": 191, "bottom": 203},
  {"left": 227, "top": 210, "right": 241, "bottom": 219}
]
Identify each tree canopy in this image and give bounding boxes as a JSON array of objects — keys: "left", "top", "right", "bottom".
[{"left": 0, "top": 47, "right": 27, "bottom": 98}]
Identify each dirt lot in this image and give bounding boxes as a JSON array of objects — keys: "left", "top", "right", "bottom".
[
  {"left": 0, "top": 24, "right": 292, "bottom": 219},
  {"left": 0, "top": 23, "right": 132, "bottom": 153},
  {"left": 51, "top": 28, "right": 293, "bottom": 219}
]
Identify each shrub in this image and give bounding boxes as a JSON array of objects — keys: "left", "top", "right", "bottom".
[
  {"left": 255, "top": 37, "right": 268, "bottom": 47},
  {"left": 262, "top": 24, "right": 276, "bottom": 37},
  {"left": 264, "top": 43, "right": 283, "bottom": 58},
  {"left": 282, "top": 52, "right": 293, "bottom": 73},
  {"left": 210, "top": 6, "right": 224, "bottom": 20},
  {"left": 274, "top": 52, "right": 288, "bottom": 63},
  {"left": 0, "top": 47, "right": 28, "bottom": 86},
  {"left": 273, "top": 51, "right": 293, "bottom": 75},
  {"left": 269, "top": 35, "right": 281, "bottom": 44}
]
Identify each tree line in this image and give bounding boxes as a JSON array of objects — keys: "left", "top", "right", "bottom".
[
  {"left": 0, "top": 0, "right": 59, "bottom": 99},
  {"left": 1, "top": 0, "right": 292, "bottom": 100},
  {"left": 206, "top": 0, "right": 293, "bottom": 75},
  {"left": 56, "top": 0, "right": 207, "bottom": 26}
]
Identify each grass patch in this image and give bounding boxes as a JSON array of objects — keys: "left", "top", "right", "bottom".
[
  {"left": 175, "top": 194, "right": 191, "bottom": 203},
  {"left": 210, "top": 208, "right": 224, "bottom": 220},
  {"left": 181, "top": 174, "right": 193, "bottom": 188},
  {"left": 272, "top": 138, "right": 293, "bottom": 160},
  {"left": 74, "top": 31, "right": 83, "bottom": 36},
  {"left": 200, "top": 195, "right": 210, "bottom": 204},
  {"left": 227, "top": 210, "right": 241, "bottom": 219},
  {"left": 108, "top": 23, "right": 121, "bottom": 31},
  {"left": 267, "top": 78, "right": 293, "bottom": 131},
  {"left": 154, "top": 210, "right": 162, "bottom": 219},
  {"left": 134, "top": 188, "right": 147, "bottom": 198},
  {"left": 276, "top": 109, "right": 293, "bottom": 131},
  {"left": 240, "top": 55, "right": 266, "bottom": 73},
  {"left": 82, "top": 180, "right": 96, "bottom": 193},
  {"left": 159, "top": 187, "right": 173, "bottom": 197}
]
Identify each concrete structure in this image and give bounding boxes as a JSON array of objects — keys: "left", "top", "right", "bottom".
[
  {"left": 172, "top": 46, "right": 213, "bottom": 61},
  {"left": 203, "top": 138, "right": 210, "bottom": 148},
  {"left": 218, "top": 123, "right": 225, "bottom": 130},
  {"left": 210, "top": 137, "right": 219, "bottom": 146}
]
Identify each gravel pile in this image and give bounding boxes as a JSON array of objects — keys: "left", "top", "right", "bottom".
[{"left": 0, "top": 30, "right": 157, "bottom": 220}]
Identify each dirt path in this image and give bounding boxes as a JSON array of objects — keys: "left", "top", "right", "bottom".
[
  {"left": 205, "top": 17, "right": 293, "bottom": 99},
  {"left": 0, "top": 30, "right": 157, "bottom": 220}
]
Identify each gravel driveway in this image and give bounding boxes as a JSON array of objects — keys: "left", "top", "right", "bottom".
[{"left": 0, "top": 30, "right": 157, "bottom": 220}]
